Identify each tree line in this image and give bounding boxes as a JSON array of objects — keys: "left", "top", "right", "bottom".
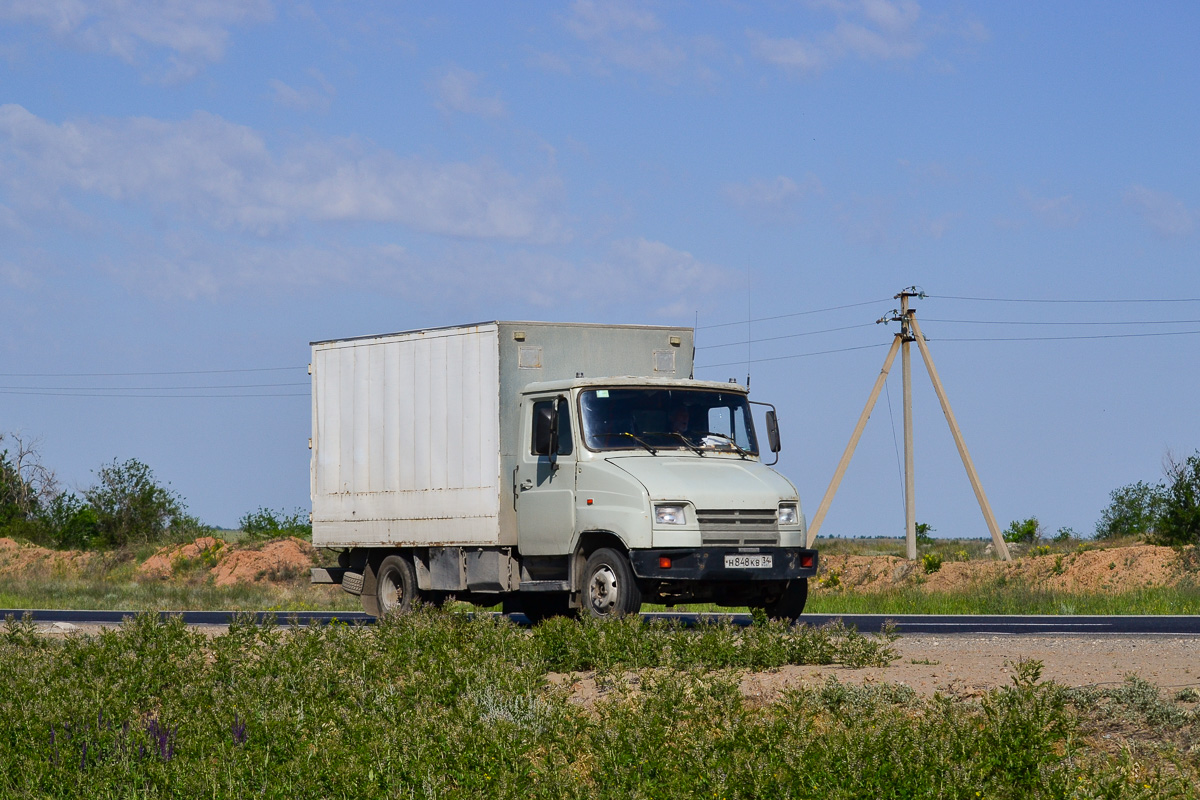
[{"left": 0, "top": 432, "right": 309, "bottom": 550}]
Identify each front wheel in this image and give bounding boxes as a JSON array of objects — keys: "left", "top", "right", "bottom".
[
  {"left": 582, "top": 548, "right": 642, "bottom": 619},
  {"left": 763, "top": 578, "right": 808, "bottom": 623}
]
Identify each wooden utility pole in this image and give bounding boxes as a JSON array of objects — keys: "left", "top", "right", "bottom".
[
  {"left": 900, "top": 290, "right": 917, "bottom": 561},
  {"left": 909, "top": 316, "right": 1012, "bottom": 561},
  {"left": 805, "top": 335, "right": 901, "bottom": 546},
  {"left": 804, "top": 288, "right": 1012, "bottom": 561}
]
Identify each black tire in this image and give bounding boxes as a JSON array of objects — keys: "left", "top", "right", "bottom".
[
  {"left": 582, "top": 548, "right": 642, "bottom": 619},
  {"left": 518, "top": 592, "right": 575, "bottom": 624},
  {"left": 363, "top": 554, "right": 420, "bottom": 617},
  {"left": 763, "top": 578, "right": 808, "bottom": 623}
]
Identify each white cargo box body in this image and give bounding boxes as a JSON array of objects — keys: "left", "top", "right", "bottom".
[{"left": 310, "top": 321, "right": 693, "bottom": 548}]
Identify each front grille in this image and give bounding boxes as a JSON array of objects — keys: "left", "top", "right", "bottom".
[{"left": 696, "top": 508, "right": 779, "bottom": 546}]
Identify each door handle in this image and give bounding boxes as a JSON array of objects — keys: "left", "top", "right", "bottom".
[{"left": 520, "top": 479, "right": 533, "bottom": 490}]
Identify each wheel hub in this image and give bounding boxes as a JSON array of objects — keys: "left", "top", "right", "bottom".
[{"left": 588, "top": 565, "right": 619, "bottom": 614}]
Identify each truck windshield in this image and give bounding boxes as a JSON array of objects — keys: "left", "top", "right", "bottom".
[{"left": 580, "top": 388, "right": 758, "bottom": 454}]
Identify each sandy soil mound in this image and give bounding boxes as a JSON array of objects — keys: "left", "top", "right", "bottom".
[
  {"left": 209, "top": 538, "right": 314, "bottom": 586},
  {"left": 816, "top": 544, "right": 1190, "bottom": 594},
  {"left": 137, "top": 536, "right": 315, "bottom": 586},
  {"left": 0, "top": 537, "right": 97, "bottom": 578},
  {"left": 138, "top": 536, "right": 225, "bottom": 580}
]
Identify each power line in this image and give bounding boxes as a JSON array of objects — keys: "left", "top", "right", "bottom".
[
  {"left": 922, "top": 317, "right": 1200, "bottom": 326},
  {"left": 697, "top": 298, "right": 891, "bottom": 330},
  {"left": 0, "top": 389, "right": 308, "bottom": 398},
  {"left": 0, "top": 366, "right": 305, "bottom": 378},
  {"left": 928, "top": 294, "right": 1200, "bottom": 304},
  {"left": 696, "top": 323, "right": 876, "bottom": 350},
  {"left": 927, "top": 329, "right": 1200, "bottom": 343},
  {"left": 696, "top": 342, "right": 890, "bottom": 369},
  {"left": 0, "top": 382, "right": 309, "bottom": 391}
]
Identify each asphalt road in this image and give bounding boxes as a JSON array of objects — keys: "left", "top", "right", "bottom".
[{"left": 5, "top": 609, "right": 1200, "bottom": 634}]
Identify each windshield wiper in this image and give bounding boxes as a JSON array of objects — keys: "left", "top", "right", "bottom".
[
  {"left": 661, "top": 431, "right": 704, "bottom": 455},
  {"left": 618, "top": 431, "right": 658, "bottom": 455},
  {"left": 697, "top": 431, "right": 751, "bottom": 458}
]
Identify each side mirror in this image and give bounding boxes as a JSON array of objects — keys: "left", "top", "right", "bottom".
[
  {"left": 765, "top": 410, "right": 781, "bottom": 454},
  {"left": 533, "top": 404, "right": 559, "bottom": 458}
]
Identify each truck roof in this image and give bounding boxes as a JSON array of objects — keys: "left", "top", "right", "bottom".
[
  {"left": 521, "top": 376, "right": 747, "bottom": 394},
  {"left": 310, "top": 320, "right": 691, "bottom": 347}
]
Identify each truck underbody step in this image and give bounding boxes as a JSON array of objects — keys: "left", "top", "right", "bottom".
[{"left": 518, "top": 580, "right": 571, "bottom": 592}]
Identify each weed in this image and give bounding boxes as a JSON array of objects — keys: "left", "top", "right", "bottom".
[
  {"left": 819, "top": 569, "right": 842, "bottom": 590},
  {"left": 921, "top": 552, "right": 943, "bottom": 574},
  {"left": 0, "top": 611, "right": 1191, "bottom": 797},
  {"left": 1052, "top": 554, "right": 1066, "bottom": 575}
]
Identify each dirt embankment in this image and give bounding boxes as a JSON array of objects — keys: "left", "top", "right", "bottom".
[
  {"left": 0, "top": 535, "right": 316, "bottom": 587},
  {"left": 816, "top": 544, "right": 1194, "bottom": 594}
]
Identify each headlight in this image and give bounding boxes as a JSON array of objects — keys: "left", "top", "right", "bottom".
[
  {"left": 654, "top": 505, "right": 686, "bottom": 525},
  {"left": 778, "top": 503, "right": 799, "bottom": 526}
]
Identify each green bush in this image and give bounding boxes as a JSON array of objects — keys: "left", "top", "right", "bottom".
[
  {"left": 1095, "top": 480, "right": 1165, "bottom": 539},
  {"left": 1004, "top": 517, "right": 1042, "bottom": 544},
  {"left": 238, "top": 507, "right": 311, "bottom": 541},
  {"left": 83, "top": 458, "right": 189, "bottom": 548},
  {"left": 1154, "top": 452, "right": 1200, "bottom": 546},
  {"left": 914, "top": 522, "right": 934, "bottom": 545},
  {"left": 0, "top": 610, "right": 1187, "bottom": 798},
  {"left": 38, "top": 492, "right": 100, "bottom": 550},
  {"left": 921, "top": 552, "right": 943, "bottom": 574}
]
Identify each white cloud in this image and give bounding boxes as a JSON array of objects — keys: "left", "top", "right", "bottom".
[
  {"left": 1021, "top": 190, "right": 1081, "bottom": 228},
  {"left": 433, "top": 238, "right": 728, "bottom": 315},
  {"left": 0, "top": 258, "right": 38, "bottom": 290},
  {"left": 269, "top": 70, "right": 334, "bottom": 113},
  {"left": 0, "top": 0, "right": 272, "bottom": 79},
  {"left": 0, "top": 104, "right": 566, "bottom": 242},
  {"left": 558, "top": 0, "right": 693, "bottom": 80},
  {"left": 750, "top": 0, "right": 973, "bottom": 76},
  {"left": 1124, "top": 185, "right": 1194, "bottom": 237},
  {"left": 723, "top": 175, "right": 824, "bottom": 223},
  {"left": 432, "top": 66, "right": 506, "bottom": 118}
]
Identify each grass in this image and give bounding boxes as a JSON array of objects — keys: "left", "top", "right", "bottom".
[
  {"left": 0, "top": 610, "right": 1195, "bottom": 798},
  {"left": 807, "top": 584, "right": 1200, "bottom": 615},
  {"left": 3, "top": 534, "right": 1196, "bottom": 616}
]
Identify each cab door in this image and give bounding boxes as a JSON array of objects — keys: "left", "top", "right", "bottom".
[{"left": 516, "top": 395, "right": 576, "bottom": 555}]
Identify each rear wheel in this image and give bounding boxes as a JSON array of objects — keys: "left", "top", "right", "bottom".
[
  {"left": 763, "top": 578, "right": 808, "bottom": 623},
  {"left": 361, "top": 554, "right": 420, "bottom": 617},
  {"left": 582, "top": 548, "right": 642, "bottom": 619}
]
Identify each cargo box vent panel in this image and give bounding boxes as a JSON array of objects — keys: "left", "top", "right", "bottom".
[{"left": 696, "top": 508, "right": 779, "bottom": 546}]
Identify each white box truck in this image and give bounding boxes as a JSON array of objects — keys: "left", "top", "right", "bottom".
[{"left": 309, "top": 321, "right": 818, "bottom": 621}]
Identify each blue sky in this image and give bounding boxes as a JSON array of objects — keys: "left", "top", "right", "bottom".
[{"left": 2, "top": 1, "right": 1198, "bottom": 539}]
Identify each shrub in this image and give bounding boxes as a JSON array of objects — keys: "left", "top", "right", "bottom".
[
  {"left": 38, "top": 493, "right": 100, "bottom": 550},
  {"left": 1003, "top": 517, "right": 1042, "bottom": 544},
  {"left": 83, "top": 458, "right": 188, "bottom": 548},
  {"left": 1095, "top": 480, "right": 1165, "bottom": 539},
  {"left": 0, "top": 432, "right": 58, "bottom": 527},
  {"left": 1153, "top": 452, "right": 1200, "bottom": 546},
  {"left": 914, "top": 522, "right": 934, "bottom": 545},
  {"left": 1052, "top": 526, "right": 1077, "bottom": 542},
  {"left": 921, "top": 552, "right": 943, "bottom": 574},
  {"left": 238, "top": 507, "right": 311, "bottom": 541}
]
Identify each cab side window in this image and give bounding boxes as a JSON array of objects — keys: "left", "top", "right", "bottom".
[{"left": 530, "top": 399, "right": 573, "bottom": 456}]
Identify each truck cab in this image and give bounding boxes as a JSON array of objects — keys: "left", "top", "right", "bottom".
[{"left": 515, "top": 377, "right": 815, "bottom": 618}]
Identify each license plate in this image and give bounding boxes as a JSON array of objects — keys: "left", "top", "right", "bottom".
[{"left": 724, "top": 554, "right": 773, "bottom": 569}]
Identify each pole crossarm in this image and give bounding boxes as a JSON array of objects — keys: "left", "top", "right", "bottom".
[
  {"left": 805, "top": 335, "right": 902, "bottom": 547},
  {"left": 909, "top": 316, "right": 1012, "bottom": 561}
]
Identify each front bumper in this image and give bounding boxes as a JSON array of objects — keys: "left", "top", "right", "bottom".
[{"left": 628, "top": 547, "right": 818, "bottom": 582}]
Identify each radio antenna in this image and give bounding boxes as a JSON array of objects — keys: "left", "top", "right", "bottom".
[{"left": 745, "top": 271, "right": 751, "bottom": 388}]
